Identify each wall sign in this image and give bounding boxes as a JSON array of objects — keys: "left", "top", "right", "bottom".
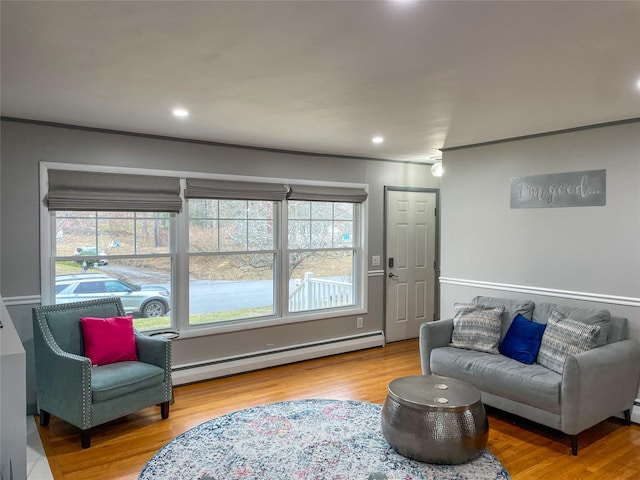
[{"left": 510, "top": 169, "right": 606, "bottom": 209}]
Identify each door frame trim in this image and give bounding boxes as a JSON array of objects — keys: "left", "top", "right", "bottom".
[{"left": 383, "top": 186, "right": 441, "bottom": 340}]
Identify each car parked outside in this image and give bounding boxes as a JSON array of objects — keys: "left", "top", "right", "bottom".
[{"left": 55, "top": 273, "right": 170, "bottom": 318}]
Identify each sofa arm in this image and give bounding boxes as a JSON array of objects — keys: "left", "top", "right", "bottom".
[
  {"left": 419, "top": 319, "right": 454, "bottom": 375},
  {"left": 561, "top": 339, "right": 640, "bottom": 435}
]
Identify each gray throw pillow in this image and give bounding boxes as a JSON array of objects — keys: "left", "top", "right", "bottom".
[
  {"left": 533, "top": 303, "right": 610, "bottom": 347},
  {"left": 450, "top": 302, "right": 505, "bottom": 354},
  {"left": 472, "top": 296, "right": 535, "bottom": 340},
  {"left": 537, "top": 310, "right": 601, "bottom": 374}
]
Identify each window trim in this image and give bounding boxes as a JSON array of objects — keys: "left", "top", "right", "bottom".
[{"left": 40, "top": 163, "right": 368, "bottom": 337}]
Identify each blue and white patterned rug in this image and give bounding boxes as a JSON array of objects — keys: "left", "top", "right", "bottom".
[{"left": 139, "top": 399, "right": 510, "bottom": 480}]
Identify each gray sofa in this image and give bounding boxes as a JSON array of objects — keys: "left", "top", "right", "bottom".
[{"left": 419, "top": 296, "right": 640, "bottom": 455}]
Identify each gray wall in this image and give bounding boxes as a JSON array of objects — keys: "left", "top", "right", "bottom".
[
  {"left": 0, "top": 119, "right": 439, "bottom": 412},
  {"left": 440, "top": 120, "right": 640, "bottom": 393}
]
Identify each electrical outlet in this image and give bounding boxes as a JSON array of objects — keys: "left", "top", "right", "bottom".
[{"left": 356, "top": 317, "right": 363, "bottom": 328}]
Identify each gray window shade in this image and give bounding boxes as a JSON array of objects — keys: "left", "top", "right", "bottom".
[
  {"left": 46, "top": 170, "right": 182, "bottom": 212},
  {"left": 287, "top": 185, "right": 368, "bottom": 203},
  {"left": 185, "top": 178, "right": 288, "bottom": 201}
]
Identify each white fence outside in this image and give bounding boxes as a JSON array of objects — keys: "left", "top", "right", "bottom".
[{"left": 289, "top": 272, "right": 353, "bottom": 311}]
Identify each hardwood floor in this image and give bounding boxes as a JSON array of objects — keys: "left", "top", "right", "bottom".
[{"left": 36, "top": 339, "right": 640, "bottom": 479}]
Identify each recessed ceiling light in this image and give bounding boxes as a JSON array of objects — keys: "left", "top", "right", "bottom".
[
  {"left": 172, "top": 108, "right": 189, "bottom": 118},
  {"left": 372, "top": 136, "right": 384, "bottom": 144},
  {"left": 636, "top": 77, "right": 640, "bottom": 90}
]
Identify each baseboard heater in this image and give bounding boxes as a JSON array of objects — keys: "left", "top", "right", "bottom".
[{"left": 171, "top": 331, "right": 386, "bottom": 386}]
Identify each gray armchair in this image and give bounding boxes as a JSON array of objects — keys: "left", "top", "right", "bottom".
[{"left": 33, "top": 298, "right": 172, "bottom": 448}]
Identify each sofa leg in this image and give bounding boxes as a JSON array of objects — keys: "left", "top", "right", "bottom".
[
  {"left": 624, "top": 409, "right": 632, "bottom": 426},
  {"left": 39, "top": 410, "right": 50, "bottom": 427},
  {"left": 571, "top": 435, "right": 578, "bottom": 456},
  {"left": 81, "top": 429, "right": 91, "bottom": 449},
  {"left": 161, "top": 401, "right": 170, "bottom": 419}
]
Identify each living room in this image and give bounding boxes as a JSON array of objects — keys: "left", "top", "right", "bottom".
[{"left": 1, "top": 1, "right": 639, "bottom": 479}]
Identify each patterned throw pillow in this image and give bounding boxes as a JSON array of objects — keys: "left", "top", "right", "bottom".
[
  {"left": 533, "top": 303, "right": 610, "bottom": 347},
  {"left": 450, "top": 303, "right": 504, "bottom": 354},
  {"left": 537, "top": 311, "right": 601, "bottom": 374}
]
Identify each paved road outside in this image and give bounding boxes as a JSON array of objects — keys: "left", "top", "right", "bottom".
[{"left": 100, "top": 265, "right": 280, "bottom": 312}]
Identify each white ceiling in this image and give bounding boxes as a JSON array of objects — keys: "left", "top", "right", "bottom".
[{"left": 2, "top": 0, "right": 639, "bottom": 163}]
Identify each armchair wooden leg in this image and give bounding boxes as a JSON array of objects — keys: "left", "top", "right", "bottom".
[
  {"left": 161, "top": 401, "right": 170, "bottom": 419},
  {"left": 570, "top": 435, "right": 578, "bottom": 456},
  {"left": 624, "top": 409, "right": 632, "bottom": 426},
  {"left": 39, "top": 410, "right": 50, "bottom": 427},
  {"left": 81, "top": 429, "right": 91, "bottom": 449}
]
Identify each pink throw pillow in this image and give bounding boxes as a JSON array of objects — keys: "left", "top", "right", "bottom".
[{"left": 80, "top": 316, "right": 138, "bottom": 366}]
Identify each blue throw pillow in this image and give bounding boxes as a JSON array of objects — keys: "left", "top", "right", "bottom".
[{"left": 499, "top": 313, "right": 547, "bottom": 364}]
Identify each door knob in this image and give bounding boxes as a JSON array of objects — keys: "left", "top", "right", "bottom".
[{"left": 388, "top": 272, "right": 398, "bottom": 279}]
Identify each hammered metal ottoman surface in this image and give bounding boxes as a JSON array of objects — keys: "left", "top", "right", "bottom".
[{"left": 381, "top": 375, "right": 488, "bottom": 465}]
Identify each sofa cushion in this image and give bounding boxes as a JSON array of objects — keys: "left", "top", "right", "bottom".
[
  {"left": 451, "top": 303, "right": 504, "bottom": 354},
  {"left": 499, "top": 313, "right": 547, "bottom": 364},
  {"left": 533, "top": 303, "right": 610, "bottom": 346},
  {"left": 537, "top": 311, "right": 601, "bottom": 374},
  {"left": 91, "top": 361, "right": 164, "bottom": 404},
  {"left": 473, "top": 296, "right": 535, "bottom": 340},
  {"left": 430, "top": 347, "right": 561, "bottom": 414}
]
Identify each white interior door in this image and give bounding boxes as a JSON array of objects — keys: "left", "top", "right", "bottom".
[{"left": 385, "top": 190, "right": 437, "bottom": 342}]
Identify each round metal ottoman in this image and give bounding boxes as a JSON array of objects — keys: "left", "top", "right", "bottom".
[{"left": 381, "top": 375, "right": 488, "bottom": 465}]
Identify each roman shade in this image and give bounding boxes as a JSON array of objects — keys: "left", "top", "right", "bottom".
[
  {"left": 46, "top": 170, "right": 182, "bottom": 212},
  {"left": 184, "top": 178, "right": 289, "bottom": 201},
  {"left": 287, "top": 184, "right": 368, "bottom": 203}
]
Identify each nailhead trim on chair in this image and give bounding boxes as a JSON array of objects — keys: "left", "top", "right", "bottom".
[
  {"left": 36, "top": 308, "right": 93, "bottom": 428},
  {"left": 81, "top": 360, "right": 92, "bottom": 429},
  {"left": 165, "top": 339, "right": 173, "bottom": 402}
]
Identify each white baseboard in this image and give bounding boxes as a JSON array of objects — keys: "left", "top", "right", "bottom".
[{"left": 171, "top": 331, "right": 385, "bottom": 386}]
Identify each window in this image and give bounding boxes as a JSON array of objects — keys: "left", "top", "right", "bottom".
[
  {"left": 74, "top": 281, "right": 104, "bottom": 294},
  {"left": 44, "top": 166, "right": 367, "bottom": 335},
  {"left": 287, "top": 201, "right": 356, "bottom": 312},
  {"left": 185, "top": 195, "right": 365, "bottom": 325},
  {"left": 52, "top": 211, "right": 174, "bottom": 331},
  {"left": 188, "top": 199, "right": 277, "bottom": 325},
  {"left": 104, "top": 280, "right": 133, "bottom": 293}
]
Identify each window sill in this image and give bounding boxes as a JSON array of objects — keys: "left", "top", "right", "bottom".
[{"left": 174, "top": 306, "right": 368, "bottom": 339}]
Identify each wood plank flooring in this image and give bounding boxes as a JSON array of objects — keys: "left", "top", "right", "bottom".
[{"left": 36, "top": 339, "right": 640, "bottom": 479}]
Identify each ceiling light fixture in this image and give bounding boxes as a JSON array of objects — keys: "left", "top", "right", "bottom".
[
  {"left": 172, "top": 108, "right": 189, "bottom": 118},
  {"left": 431, "top": 159, "right": 443, "bottom": 177},
  {"left": 372, "top": 136, "right": 384, "bottom": 144}
]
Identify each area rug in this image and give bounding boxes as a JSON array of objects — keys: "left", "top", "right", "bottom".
[{"left": 139, "top": 399, "right": 510, "bottom": 480}]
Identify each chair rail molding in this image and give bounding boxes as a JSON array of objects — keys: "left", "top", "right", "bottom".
[
  {"left": 439, "top": 277, "right": 640, "bottom": 308},
  {"left": 2, "top": 295, "right": 42, "bottom": 306},
  {"left": 368, "top": 270, "right": 385, "bottom": 277}
]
